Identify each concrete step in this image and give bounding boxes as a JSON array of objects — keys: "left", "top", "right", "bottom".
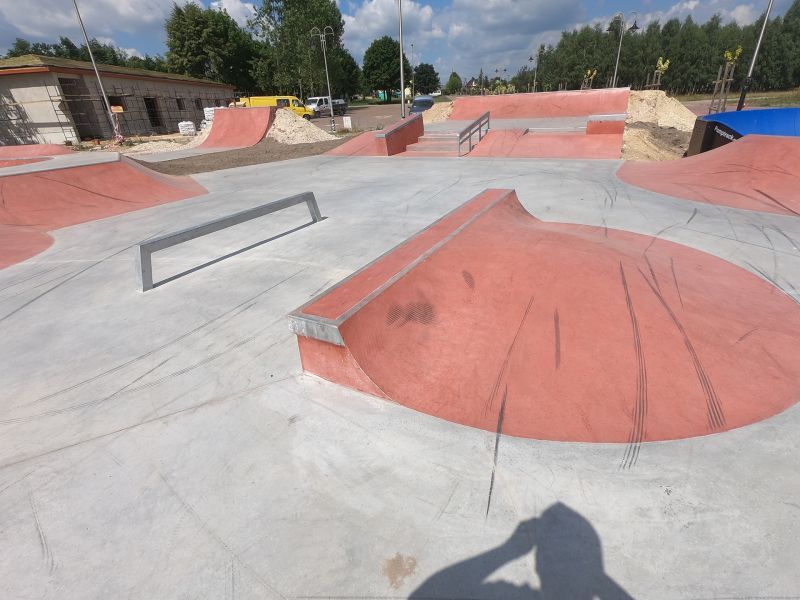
[{"left": 407, "top": 141, "right": 458, "bottom": 152}]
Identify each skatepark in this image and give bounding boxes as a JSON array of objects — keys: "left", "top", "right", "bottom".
[{"left": 1, "top": 89, "right": 799, "bottom": 598}]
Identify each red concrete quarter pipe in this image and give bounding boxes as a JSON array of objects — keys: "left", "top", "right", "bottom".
[
  {"left": 449, "top": 89, "right": 630, "bottom": 120},
  {"left": 199, "top": 107, "right": 276, "bottom": 149},
  {"left": 0, "top": 156, "right": 206, "bottom": 268},
  {"left": 617, "top": 135, "right": 800, "bottom": 215},
  {"left": 291, "top": 189, "right": 800, "bottom": 448}
]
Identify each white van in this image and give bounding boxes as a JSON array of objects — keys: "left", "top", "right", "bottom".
[{"left": 306, "top": 96, "right": 347, "bottom": 118}]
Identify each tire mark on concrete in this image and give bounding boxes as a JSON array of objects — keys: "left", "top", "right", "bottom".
[
  {"left": 686, "top": 207, "right": 698, "bottom": 225},
  {"left": 24, "top": 268, "right": 306, "bottom": 407},
  {"left": 486, "top": 386, "right": 508, "bottom": 518},
  {"left": 483, "top": 295, "right": 534, "bottom": 416},
  {"left": 619, "top": 263, "right": 648, "bottom": 470},
  {"left": 0, "top": 244, "right": 133, "bottom": 324},
  {"left": 638, "top": 268, "right": 726, "bottom": 431},
  {"left": 29, "top": 491, "right": 56, "bottom": 574},
  {"left": 154, "top": 469, "right": 286, "bottom": 599},
  {"left": 669, "top": 257, "right": 684, "bottom": 308}
]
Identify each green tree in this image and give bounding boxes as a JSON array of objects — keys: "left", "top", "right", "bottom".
[
  {"left": 166, "top": 2, "right": 255, "bottom": 89},
  {"left": 444, "top": 71, "right": 462, "bottom": 95},
  {"left": 362, "top": 36, "right": 411, "bottom": 99},
  {"left": 249, "top": 0, "right": 347, "bottom": 97},
  {"left": 413, "top": 62, "right": 439, "bottom": 94}
]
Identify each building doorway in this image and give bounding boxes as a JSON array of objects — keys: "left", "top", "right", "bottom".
[
  {"left": 58, "top": 77, "right": 104, "bottom": 140},
  {"left": 143, "top": 97, "right": 164, "bottom": 130}
]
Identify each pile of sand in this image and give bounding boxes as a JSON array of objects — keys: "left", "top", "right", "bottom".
[
  {"left": 268, "top": 108, "right": 338, "bottom": 144},
  {"left": 622, "top": 122, "right": 690, "bottom": 161},
  {"left": 423, "top": 101, "right": 453, "bottom": 124},
  {"left": 626, "top": 90, "right": 697, "bottom": 132}
]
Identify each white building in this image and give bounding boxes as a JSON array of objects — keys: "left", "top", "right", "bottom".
[{"left": 0, "top": 54, "right": 235, "bottom": 145}]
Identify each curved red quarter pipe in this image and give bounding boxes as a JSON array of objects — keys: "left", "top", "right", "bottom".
[
  {"left": 617, "top": 135, "right": 800, "bottom": 215},
  {"left": 199, "top": 107, "right": 276, "bottom": 149},
  {"left": 0, "top": 156, "right": 206, "bottom": 268},
  {"left": 0, "top": 144, "right": 72, "bottom": 158},
  {"left": 449, "top": 88, "right": 630, "bottom": 120},
  {"left": 292, "top": 189, "right": 800, "bottom": 444}
]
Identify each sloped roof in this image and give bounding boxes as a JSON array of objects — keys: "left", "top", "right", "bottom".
[{"left": 0, "top": 54, "right": 233, "bottom": 88}]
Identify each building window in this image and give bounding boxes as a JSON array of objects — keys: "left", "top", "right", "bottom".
[
  {"left": 195, "top": 98, "right": 203, "bottom": 110},
  {"left": 176, "top": 98, "right": 186, "bottom": 111},
  {"left": 107, "top": 95, "right": 125, "bottom": 110},
  {"left": 214, "top": 99, "right": 221, "bottom": 107}
]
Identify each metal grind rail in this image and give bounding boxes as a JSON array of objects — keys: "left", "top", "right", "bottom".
[
  {"left": 457, "top": 111, "right": 490, "bottom": 156},
  {"left": 136, "top": 191, "right": 322, "bottom": 291}
]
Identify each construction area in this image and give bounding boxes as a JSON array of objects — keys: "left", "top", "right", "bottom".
[{"left": 1, "top": 87, "right": 799, "bottom": 599}]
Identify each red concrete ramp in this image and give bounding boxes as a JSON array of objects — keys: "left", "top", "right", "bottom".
[
  {"left": 291, "top": 189, "right": 800, "bottom": 445},
  {"left": 0, "top": 144, "right": 71, "bottom": 158},
  {"left": 449, "top": 89, "right": 630, "bottom": 120},
  {"left": 617, "top": 135, "right": 800, "bottom": 215},
  {"left": 0, "top": 156, "right": 206, "bottom": 268},
  {"left": 199, "top": 107, "right": 275, "bottom": 149}
]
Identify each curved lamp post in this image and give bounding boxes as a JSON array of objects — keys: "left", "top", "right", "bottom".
[
  {"left": 737, "top": 0, "right": 775, "bottom": 110},
  {"left": 310, "top": 26, "right": 336, "bottom": 132},
  {"left": 608, "top": 12, "right": 639, "bottom": 88}
]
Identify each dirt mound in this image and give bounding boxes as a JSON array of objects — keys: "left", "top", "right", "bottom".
[
  {"left": 622, "top": 122, "right": 690, "bottom": 161},
  {"left": 627, "top": 91, "right": 697, "bottom": 132},
  {"left": 268, "top": 109, "right": 337, "bottom": 144},
  {"left": 423, "top": 101, "right": 453, "bottom": 124}
]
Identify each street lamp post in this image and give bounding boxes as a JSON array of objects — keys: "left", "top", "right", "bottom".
[
  {"left": 310, "top": 26, "right": 336, "bottom": 132},
  {"left": 737, "top": 0, "right": 775, "bottom": 110},
  {"left": 72, "top": 0, "right": 121, "bottom": 141},
  {"left": 410, "top": 42, "right": 415, "bottom": 98},
  {"left": 398, "top": 0, "right": 406, "bottom": 118},
  {"left": 608, "top": 12, "right": 639, "bottom": 88}
]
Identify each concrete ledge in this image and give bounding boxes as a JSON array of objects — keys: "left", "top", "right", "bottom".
[
  {"left": 586, "top": 113, "right": 627, "bottom": 135},
  {"left": 374, "top": 113, "right": 424, "bottom": 155}
]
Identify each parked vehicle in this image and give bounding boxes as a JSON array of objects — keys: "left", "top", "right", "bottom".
[
  {"left": 233, "top": 96, "right": 314, "bottom": 119},
  {"left": 305, "top": 96, "right": 348, "bottom": 117},
  {"left": 410, "top": 95, "right": 435, "bottom": 114}
]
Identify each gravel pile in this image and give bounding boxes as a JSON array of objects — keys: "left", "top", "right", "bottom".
[
  {"left": 627, "top": 90, "right": 697, "bottom": 132},
  {"left": 119, "top": 139, "right": 190, "bottom": 154},
  {"left": 268, "top": 109, "right": 338, "bottom": 144},
  {"left": 423, "top": 101, "right": 453, "bottom": 124}
]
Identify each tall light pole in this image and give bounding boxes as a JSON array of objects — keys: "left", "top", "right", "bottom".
[
  {"left": 310, "top": 26, "right": 336, "bottom": 132},
  {"left": 737, "top": 0, "right": 775, "bottom": 110},
  {"left": 410, "top": 42, "right": 415, "bottom": 98},
  {"left": 72, "top": 0, "right": 121, "bottom": 140},
  {"left": 398, "top": 0, "right": 406, "bottom": 117},
  {"left": 608, "top": 12, "right": 639, "bottom": 88}
]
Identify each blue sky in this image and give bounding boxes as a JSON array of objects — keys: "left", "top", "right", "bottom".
[{"left": 0, "top": 0, "right": 793, "bottom": 78}]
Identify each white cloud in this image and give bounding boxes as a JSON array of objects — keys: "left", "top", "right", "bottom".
[
  {"left": 342, "top": 0, "right": 443, "bottom": 62},
  {"left": 210, "top": 0, "right": 257, "bottom": 26},
  {"left": 0, "top": 0, "right": 173, "bottom": 40}
]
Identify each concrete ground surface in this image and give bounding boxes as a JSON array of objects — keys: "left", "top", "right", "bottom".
[{"left": 1, "top": 152, "right": 799, "bottom": 599}]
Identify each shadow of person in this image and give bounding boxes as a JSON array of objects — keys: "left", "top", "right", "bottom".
[{"left": 409, "top": 502, "right": 634, "bottom": 600}]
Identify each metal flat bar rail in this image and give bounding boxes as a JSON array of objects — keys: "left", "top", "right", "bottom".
[
  {"left": 136, "top": 191, "right": 322, "bottom": 291},
  {"left": 457, "top": 111, "right": 490, "bottom": 156}
]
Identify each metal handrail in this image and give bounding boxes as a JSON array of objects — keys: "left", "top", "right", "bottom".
[
  {"left": 136, "top": 191, "right": 322, "bottom": 291},
  {"left": 457, "top": 111, "right": 490, "bottom": 156}
]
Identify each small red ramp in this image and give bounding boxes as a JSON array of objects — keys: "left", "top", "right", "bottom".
[
  {"left": 199, "top": 107, "right": 276, "bottom": 149},
  {"left": 291, "top": 189, "right": 800, "bottom": 444},
  {"left": 0, "top": 156, "right": 206, "bottom": 268},
  {"left": 618, "top": 135, "right": 800, "bottom": 215}
]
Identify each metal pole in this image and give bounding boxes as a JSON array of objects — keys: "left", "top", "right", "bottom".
[
  {"left": 72, "top": 0, "right": 120, "bottom": 140},
  {"left": 321, "top": 33, "right": 335, "bottom": 131},
  {"left": 399, "top": 0, "right": 406, "bottom": 118},
  {"left": 612, "top": 15, "right": 624, "bottom": 88},
  {"left": 411, "top": 42, "right": 414, "bottom": 98},
  {"left": 737, "top": 0, "right": 775, "bottom": 110}
]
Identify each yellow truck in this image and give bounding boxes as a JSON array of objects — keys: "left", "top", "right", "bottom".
[{"left": 232, "top": 96, "right": 314, "bottom": 119}]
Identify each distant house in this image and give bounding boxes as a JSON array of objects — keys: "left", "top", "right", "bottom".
[{"left": 0, "top": 54, "right": 234, "bottom": 145}]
